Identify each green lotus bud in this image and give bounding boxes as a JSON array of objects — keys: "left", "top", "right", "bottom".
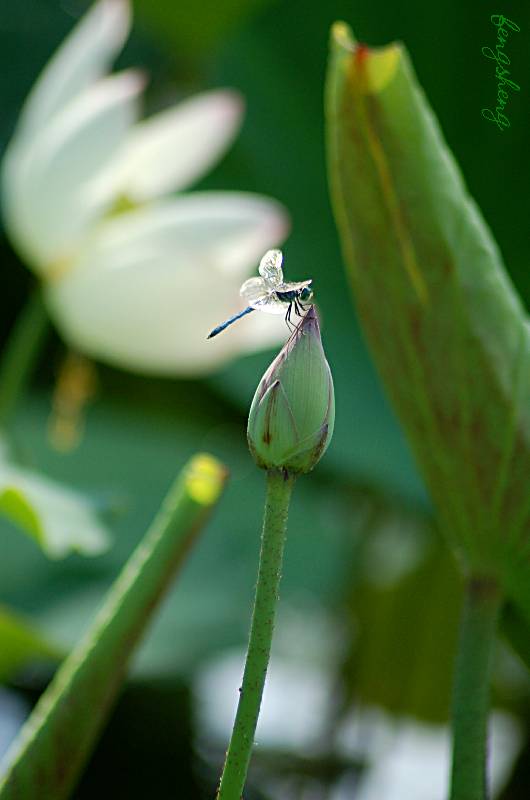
[{"left": 247, "top": 307, "right": 335, "bottom": 473}]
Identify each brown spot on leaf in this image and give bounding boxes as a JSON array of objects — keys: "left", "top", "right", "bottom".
[{"left": 262, "top": 380, "right": 280, "bottom": 445}]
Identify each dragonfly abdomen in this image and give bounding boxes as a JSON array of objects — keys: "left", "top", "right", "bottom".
[{"left": 207, "top": 305, "right": 254, "bottom": 339}]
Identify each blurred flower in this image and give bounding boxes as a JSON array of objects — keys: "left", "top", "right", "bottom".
[
  {"left": 1, "top": 0, "right": 289, "bottom": 375},
  {"left": 248, "top": 306, "right": 335, "bottom": 473},
  {"left": 337, "top": 707, "right": 521, "bottom": 800}
]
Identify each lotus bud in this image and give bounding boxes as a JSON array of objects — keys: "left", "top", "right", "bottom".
[{"left": 247, "top": 306, "right": 335, "bottom": 474}]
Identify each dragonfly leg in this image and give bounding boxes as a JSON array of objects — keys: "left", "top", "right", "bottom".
[
  {"left": 298, "top": 300, "right": 312, "bottom": 315},
  {"left": 294, "top": 298, "right": 305, "bottom": 318},
  {"left": 285, "top": 303, "right": 294, "bottom": 332}
]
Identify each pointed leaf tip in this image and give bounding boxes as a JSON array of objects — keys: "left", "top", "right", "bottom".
[
  {"left": 331, "top": 21, "right": 357, "bottom": 50},
  {"left": 330, "top": 21, "right": 401, "bottom": 94}
]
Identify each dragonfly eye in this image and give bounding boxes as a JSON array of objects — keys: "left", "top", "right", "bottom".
[{"left": 300, "top": 287, "right": 313, "bottom": 302}]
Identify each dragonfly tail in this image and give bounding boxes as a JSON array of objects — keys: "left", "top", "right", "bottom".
[{"left": 207, "top": 306, "right": 255, "bottom": 339}]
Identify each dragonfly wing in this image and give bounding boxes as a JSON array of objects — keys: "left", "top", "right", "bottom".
[
  {"left": 240, "top": 276, "right": 268, "bottom": 303},
  {"left": 240, "top": 277, "right": 285, "bottom": 315},
  {"left": 258, "top": 249, "right": 284, "bottom": 287},
  {"left": 251, "top": 295, "right": 286, "bottom": 315},
  {"left": 279, "top": 279, "right": 313, "bottom": 291}
]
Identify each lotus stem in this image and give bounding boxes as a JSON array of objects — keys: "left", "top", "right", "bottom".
[{"left": 217, "top": 468, "right": 295, "bottom": 800}]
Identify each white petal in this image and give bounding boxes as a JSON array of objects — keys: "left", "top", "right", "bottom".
[
  {"left": 2, "top": 71, "right": 144, "bottom": 272},
  {"left": 16, "top": 0, "right": 131, "bottom": 140},
  {"left": 97, "top": 89, "right": 244, "bottom": 201},
  {"left": 45, "top": 193, "right": 290, "bottom": 375},
  {"left": 75, "top": 191, "right": 288, "bottom": 278}
]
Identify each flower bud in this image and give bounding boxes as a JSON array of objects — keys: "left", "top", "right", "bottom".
[{"left": 247, "top": 306, "right": 335, "bottom": 473}]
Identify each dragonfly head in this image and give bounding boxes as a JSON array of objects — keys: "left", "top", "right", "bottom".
[{"left": 300, "top": 283, "right": 313, "bottom": 302}]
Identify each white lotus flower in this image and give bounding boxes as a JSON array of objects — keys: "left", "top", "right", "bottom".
[{"left": 1, "top": 0, "right": 289, "bottom": 375}]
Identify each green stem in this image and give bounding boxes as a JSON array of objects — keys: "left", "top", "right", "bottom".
[
  {"left": 450, "top": 575, "right": 502, "bottom": 800},
  {"left": 217, "top": 468, "right": 295, "bottom": 800},
  {"left": 0, "top": 290, "right": 49, "bottom": 428}
]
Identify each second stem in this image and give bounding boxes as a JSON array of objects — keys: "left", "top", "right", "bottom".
[
  {"left": 0, "top": 291, "right": 48, "bottom": 429},
  {"left": 450, "top": 574, "right": 502, "bottom": 800},
  {"left": 217, "top": 467, "right": 295, "bottom": 800}
]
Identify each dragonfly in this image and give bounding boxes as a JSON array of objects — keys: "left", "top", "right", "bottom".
[{"left": 207, "top": 249, "right": 313, "bottom": 339}]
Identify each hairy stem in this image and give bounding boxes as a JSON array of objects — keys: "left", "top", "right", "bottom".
[
  {"left": 0, "top": 291, "right": 48, "bottom": 428},
  {"left": 217, "top": 468, "right": 295, "bottom": 800},
  {"left": 450, "top": 575, "right": 502, "bottom": 800}
]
